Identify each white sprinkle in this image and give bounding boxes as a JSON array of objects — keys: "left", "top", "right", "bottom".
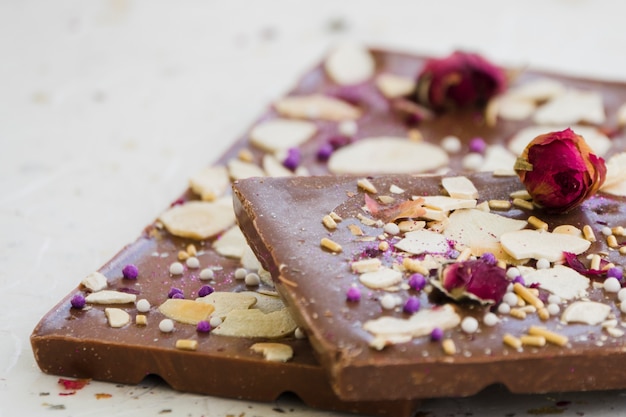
[
  {"left": 461, "top": 316, "right": 479, "bottom": 334},
  {"left": 498, "top": 303, "right": 511, "bottom": 314},
  {"left": 602, "top": 226, "right": 613, "bottom": 236},
  {"left": 294, "top": 327, "right": 306, "bottom": 339},
  {"left": 380, "top": 293, "right": 397, "bottom": 310},
  {"left": 483, "top": 312, "right": 499, "bottom": 327},
  {"left": 441, "top": 135, "right": 461, "bottom": 153},
  {"left": 621, "top": 300, "right": 626, "bottom": 314},
  {"left": 604, "top": 277, "right": 622, "bottom": 293},
  {"left": 462, "top": 153, "right": 484, "bottom": 171},
  {"left": 506, "top": 267, "right": 521, "bottom": 280},
  {"left": 503, "top": 292, "right": 519, "bottom": 307},
  {"left": 136, "top": 299, "right": 151, "bottom": 313},
  {"left": 169, "top": 262, "right": 184, "bottom": 275},
  {"left": 159, "top": 319, "right": 175, "bottom": 333},
  {"left": 234, "top": 268, "right": 248, "bottom": 280},
  {"left": 383, "top": 222, "right": 400, "bottom": 235},
  {"left": 618, "top": 288, "right": 626, "bottom": 302},
  {"left": 245, "top": 272, "right": 261, "bottom": 286},
  {"left": 547, "top": 294, "right": 562, "bottom": 304},
  {"left": 536, "top": 258, "right": 550, "bottom": 270},
  {"left": 200, "top": 268, "right": 215, "bottom": 280},
  {"left": 186, "top": 256, "right": 200, "bottom": 269},
  {"left": 338, "top": 120, "right": 358, "bottom": 136},
  {"left": 209, "top": 316, "right": 223, "bottom": 327},
  {"left": 547, "top": 303, "right": 560, "bottom": 316}
]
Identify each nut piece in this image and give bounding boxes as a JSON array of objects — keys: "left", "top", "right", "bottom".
[
  {"left": 158, "top": 299, "right": 215, "bottom": 325},
  {"left": 324, "top": 43, "right": 375, "bottom": 85},
  {"left": 359, "top": 267, "right": 402, "bottom": 289},
  {"left": 159, "top": 198, "right": 236, "bottom": 240},
  {"left": 105, "top": 308, "right": 130, "bottom": 328},
  {"left": 189, "top": 166, "right": 230, "bottom": 201},
  {"left": 376, "top": 73, "right": 416, "bottom": 99},
  {"left": 213, "top": 308, "right": 297, "bottom": 339},
  {"left": 81, "top": 271, "right": 109, "bottom": 292},
  {"left": 395, "top": 230, "right": 450, "bottom": 255},
  {"left": 522, "top": 265, "right": 589, "bottom": 300},
  {"left": 196, "top": 291, "right": 257, "bottom": 319},
  {"left": 500, "top": 229, "right": 591, "bottom": 262},
  {"left": 212, "top": 225, "right": 247, "bottom": 259},
  {"left": 249, "top": 118, "right": 317, "bottom": 153},
  {"left": 175, "top": 339, "right": 199, "bottom": 351},
  {"left": 85, "top": 290, "right": 137, "bottom": 305},
  {"left": 561, "top": 301, "right": 611, "bottom": 325},
  {"left": 442, "top": 176, "right": 479, "bottom": 199},
  {"left": 274, "top": 94, "right": 361, "bottom": 121},
  {"left": 250, "top": 342, "right": 294, "bottom": 362}
]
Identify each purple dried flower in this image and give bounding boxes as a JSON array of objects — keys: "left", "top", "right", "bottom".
[
  {"left": 283, "top": 147, "right": 301, "bottom": 171},
  {"left": 316, "top": 143, "right": 334, "bottom": 161},
  {"left": 440, "top": 259, "right": 509, "bottom": 304},
  {"left": 122, "top": 264, "right": 139, "bottom": 280},
  {"left": 328, "top": 135, "right": 352, "bottom": 149},
  {"left": 346, "top": 286, "right": 361, "bottom": 302},
  {"left": 512, "top": 275, "right": 525, "bottom": 286},
  {"left": 168, "top": 287, "right": 184, "bottom": 299},
  {"left": 198, "top": 285, "right": 215, "bottom": 298},
  {"left": 408, "top": 273, "right": 427, "bottom": 291},
  {"left": 430, "top": 327, "right": 444, "bottom": 341},
  {"left": 469, "top": 137, "right": 487, "bottom": 154},
  {"left": 70, "top": 294, "right": 86, "bottom": 309},
  {"left": 607, "top": 267, "right": 623, "bottom": 281},
  {"left": 480, "top": 252, "right": 497, "bottom": 265},
  {"left": 403, "top": 296, "right": 421, "bottom": 314},
  {"left": 196, "top": 320, "right": 212, "bottom": 333}
]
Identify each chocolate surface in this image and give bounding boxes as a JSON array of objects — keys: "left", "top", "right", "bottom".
[
  {"left": 31, "top": 46, "right": 626, "bottom": 412},
  {"left": 234, "top": 173, "right": 626, "bottom": 401}
]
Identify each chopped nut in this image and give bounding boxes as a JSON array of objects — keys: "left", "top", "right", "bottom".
[
  {"left": 135, "top": 314, "right": 147, "bottom": 326},
  {"left": 608, "top": 234, "right": 619, "bottom": 248},
  {"left": 320, "top": 237, "right": 342, "bottom": 253},
  {"left": 329, "top": 212, "right": 342, "bottom": 222},
  {"left": 528, "top": 326, "right": 568, "bottom": 346},
  {"left": 237, "top": 148, "right": 254, "bottom": 163},
  {"left": 520, "top": 335, "right": 546, "bottom": 347},
  {"left": 488, "top": 199, "right": 511, "bottom": 210},
  {"left": 158, "top": 299, "right": 215, "bottom": 325},
  {"left": 513, "top": 282, "right": 544, "bottom": 309},
  {"left": 528, "top": 216, "right": 548, "bottom": 231},
  {"left": 402, "top": 258, "right": 429, "bottom": 275},
  {"left": 583, "top": 224, "right": 596, "bottom": 242},
  {"left": 351, "top": 258, "right": 382, "bottom": 273},
  {"left": 347, "top": 224, "right": 364, "bottom": 236},
  {"left": 509, "top": 308, "right": 527, "bottom": 320},
  {"left": 322, "top": 214, "right": 338, "bottom": 230},
  {"left": 510, "top": 189, "right": 532, "bottom": 200},
  {"left": 442, "top": 176, "right": 479, "bottom": 199},
  {"left": 442, "top": 339, "right": 456, "bottom": 355},
  {"left": 250, "top": 342, "right": 294, "bottom": 362},
  {"left": 512, "top": 198, "right": 534, "bottom": 211},
  {"left": 81, "top": 272, "right": 108, "bottom": 293},
  {"left": 357, "top": 178, "right": 378, "bottom": 194},
  {"left": 105, "top": 308, "right": 130, "bottom": 328},
  {"left": 590, "top": 254, "right": 601, "bottom": 271},
  {"left": 503, "top": 333, "right": 522, "bottom": 349},
  {"left": 85, "top": 290, "right": 137, "bottom": 305},
  {"left": 177, "top": 250, "right": 190, "bottom": 261},
  {"left": 175, "top": 339, "right": 198, "bottom": 351}
]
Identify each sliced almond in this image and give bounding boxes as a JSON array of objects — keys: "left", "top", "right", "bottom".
[
  {"left": 159, "top": 198, "right": 235, "bottom": 240},
  {"left": 212, "top": 225, "right": 247, "bottom": 259},
  {"left": 249, "top": 118, "right": 316, "bottom": 153},
  {"left": 500, "top": 229, "right": 591, "bottom": 262},
  {"left": 533, "top": 89, "right": 605, "bottom": 125},
  {"left": 351, "top": 258, "right": 382, "bottom": 273},
  {"left": 240, "top": 291, "right": 285, "bottom": 314},
  {"left": 213, "top": 308, "right": 297, "bottom": 339},
  {"left": 85, "top": 290, "right": 137, "bottom": 305},
  {"left": 196, "top": 291, "right": 257, "bottom": 319},
  {"left": 189, "top": 165, "right": 230, "bottom": 201},
  {"left": 508, "top": 78, "right": 566, "bottom": 102},
  {"left": 227, "top": 158, "right": 266, "bottom": 180},
  {"left": 494, "top": 95, "right": 537, "bottom": 121},
  {"left": 81, "top": 271, "right": 108, "bottom": 292},
  {"left": 262, "top": 153, "right": 293, "bottom": 177},
  {"left": 328, "top": 137, "right": 449, "bottom": 174},
  {"left": 274, "top": 94, "right": 360, "bottom": 121},
  {"left": 324, "top": 43, "right": 375, "bottom": 85},
  {"left": 240, "top": 245, "right": 263, "bottom": 272},
  {"left": 250, "top": 342, "right": 294, "bottom": 362},
  {"left": 359, "top": 267, "right": 402, "bottom": 289},
  {"left": 480, "top": 145, "right": 518, "bottom": 172},
  {"left": 552, "top": 224, "right": 583, "bottom": 237},
  {"left": 601, "top": 152, "right": 626, "bottom": 190},
  {"left": 618, "top": 103, "right": 626, "bottom": 126},
  {"left": 508, "top": 125, "right": 611, "bottom": 157},
  {"left": 522, "top": 265, "right": 589, "bottom": 300},
  {"left": 561, "top": 301, "right": 611, "bottom": 325},
  {"left": 395, "top": 229, "right": 450, "bottom": 255},
  {"left": 421, "top": 196, "right": 476, "bottom": 212},
  {"left": 104, "top": 308, "right": 130, "bottom": 328},
  {"left": 444, "top": 209, "right": 527, "bottom": 250},
  {"left": 441, "top": 176, "right": 479, "bottom": 199},
  {"left": 159, "top": 299, "right": 215, "bottom": 325},
  {"left": 363, "top": 305, "right": 461, "bottom": 350},
  {"left": 375, "top": 73, "right": 416, "bottom": 99}
]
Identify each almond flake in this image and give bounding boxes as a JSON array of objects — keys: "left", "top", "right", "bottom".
[
  {"left": 493, "top": 95, "right": 537, "bottom": 121},
  {"left": 521, "top": 265, "right": 589, "bottom": 300},
  {"left": 389, "top": 184, "right": 405, "bottom": 194},
  {"left": 618, "top": 103, "right": 626, "bottom": 126},
  {"left": 159, "top": 198, "right": 236, "bottom": 240},
  {"left": 212, "top": 225, "right": 247, "bottom": 259},
  {"left": 552, "top": 224, "right": 583, "bottom": 237},
  {"left": 250, "top": 342, "right": 294, "bottom": 362},
  {"left": 196, "top": 291, "right": 257, "bottom": 319},
  {"left": 359, "top": 267, "right": 402, "bottom": 289},
  {"left": 189, "top": 165, "right": 230, "bottom": 201},
  {"left": 227, "top": 158, "right": 266, "bottom": 180},
  {"left": 533, "top": 89, "right": 605, "bottom": 125},
  {"left": 85, "top": 290, "right": 136, "bottom": 305},
  {"left": 262, "top": 154, "right": 293, "bottom": 177},
  {"left": 508, "top": 125, "right": 611, "bottom": 157},
  {"left": 444, "top": 209, "right": 527, "bottom": 250},
  {"left": 240, "top": 291, "right": 286, "bottom": 314},
  {"left": 324, "top": 43, "right": 375, "bottom": 85},
  {"left": 249, "top": 118, "right": 317, "bottom": 153},
  {"left": 480, "top": 145, "right": 518, "bottom": 172},
  {"left": 508, "top": 78, "right": 566, "bottom": 102},
  {"left": 601, "top": 152, "right": 626, "bottom": 190},
  {"left": 104, "top": 308, "right": 130, "bottom": 328},
  {"left": 500, "top": 229, "right": 591, "bottom": 262},
  {"left": 159, "top": 299, "right": 215, "bottom": 325},
  {"left": 561, "top": 301, "right": 611, "bottom": 325},
  {"left": 351, "top": 258, "right": 382, "bottom": 273},
  {"left": 363, "top": 304, "right": 461, "bottom": 350},
  {"left": 328, "top": 137, "right": 449, "bottom": 174},
  {"left": 421, "top": 196, "right": 477, "bottom": 212},
  {"left": 375, "top": 73, "right": 416, "bottom": 98},
  {"left": 241, "top": 245, "right": 263, "bottom": 272},
  {"left": 213, "top": 308, "right": 297, "bottom": 339},
  {"left": 81, "top": 271, "right": 108, "bottom": 292},
  {"left": 357, "top": 178, "right": 378, "bottom": 194},
  {"left": 442, "top": 176, "right": 478, "bottom": 199},
  {"left": 274, "top": 94, "right": 361, "bottom": 121},
  {"left": 395, "top": 230, "right": 450, "bottom": 255}
]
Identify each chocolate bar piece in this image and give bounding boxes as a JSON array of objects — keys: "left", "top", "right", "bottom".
[{"left": 233, "top": 172, "right": 626, "bottom": 401}]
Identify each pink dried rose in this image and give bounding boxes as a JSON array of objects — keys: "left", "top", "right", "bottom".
[
  {"left": 436, "top": 259, "right": 509, "bottom": 304},
  {"left": 514, "top": 128, "right": 606, "bottom": 212},
  {"left": 416, "top": 51, "right": 506, "bottom": 111}
]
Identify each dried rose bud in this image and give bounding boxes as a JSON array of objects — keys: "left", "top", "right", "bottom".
[
  {"left": 437, "top": 259, "right": 509, "bottom": 304},
  {"left": 416, "top": 51, "right": 506, "bottom": 111},
  {"left": 514, "top": 128, "right": 606, "bottom": 212}
]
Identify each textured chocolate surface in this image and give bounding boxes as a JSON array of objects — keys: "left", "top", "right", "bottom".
[{"left": 234, "top": 173, "right": 626, "bottom": 401}]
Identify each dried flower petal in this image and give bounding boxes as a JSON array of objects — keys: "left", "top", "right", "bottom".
[
  {"left": 437, "top": 259, "right": 509, "bottom": 304},
  {"left": 514, "top": 128, "right": 606, "bottom": 212},
  {"left": 364, "top": 194, "right": 426, "bottom": 223},
  {"left": 416, "top": 51, "right": 506, "bottom": 111}
]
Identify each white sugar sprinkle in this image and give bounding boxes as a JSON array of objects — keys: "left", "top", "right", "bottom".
[
  {"left": 338, "top": 120, "right": 358, "bottom": 136},
  {"left": 462, "top": 153, "right": 484, "bottom": 171},
  {"left": 547, "top": 303, "right": 560, "bottom": 316},
  {"left": 536, "top": 258, "right": 550, "bottom": 269},
  {"left": 503, "top": 292, "right": 518, "bottom": 307},
  {"left": 383, "top": 222, "right": 400, "bottom": 235},
  {"left": 602, "top": 226, "right": 613, "bottom": 236},
  {"left": 294, "top": 327, "right": 306, "bottom": 339},
  {"left": 483, "top": 312, "right": 499, "bottom": 327},
  {"left": 200, "top": 268, "right": 215, "bottom": 280},
  {"left": 618, "top": 288, "right": 626, "bottom": 302},
  {"left": 548, "top": 294, "right": 562, "bottom": 304},
  {"left": 498, "top": 303, "right": 511, "bottom": 314},
  {"left": 136, "top": 299, "right": 151, "bottom": 313},
  {"left": 234, "top": 268, "right": 247, "bottom": 280},
  {"left": 620, "top": 300, "right": 626, "bottom": 314},
  {"left": 461, "top": 316, "right": 479, "bottom": 333},
  {"left": 159, "top": 319, "right": 174, "bottom": 333},
  {"left": 506, "top": 267, "right": 521, "bottom": 280},
  {"left": 169, "top": 262, "right": 184, "bottom": 275},
  {"left": 245, "top": 272, "right": 260, "bottom": 286},
  {"left": 209, "top": 316, "right": 223, "bottom": 327},
  {"left": 380, "top": 293, "right": 397, "bottom": 310},
  {"left": 604, "top": 277, "right": 622, "bottom": 293},
  {"left": 441, "top": 135, "right": 461, "bottom": 153},
  {"left": 186, "top": 256, "right": 200, "bottom": 269}
]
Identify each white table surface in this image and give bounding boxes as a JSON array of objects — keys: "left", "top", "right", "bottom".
[{"left": 3, "top": 1, "right": 626, "bottom": 416}]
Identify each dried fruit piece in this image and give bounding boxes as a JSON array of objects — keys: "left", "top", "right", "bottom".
[
  {"left": 324, "top": 43, "right": 375, "bottom": 85},
  {"left": 376, "top": 73, "right": 416, "bottom": 99},
  {"left": 159, "top": 198, "right": 236, "bottom": 240},
  {"left": 561, "top": 301, "right": 611, "bottom": 325},
  {"left": 501, "top": 229, "right": 591, "bottom": 262},
  {"left": 81, "top": 272, "right": 108, "bottom": 292},
  {"left": 250, "top": 342, "right": 294, "bottom": 362},
  {"left": 189, "top": 166, "right": 230, "bottom": 201},
  {"left": 395, "top": 230, "right": 450, "bottom": 255},
  {"left": 159, "top": 299, "right": 215, "bottom": 325},
  {"left": 85, "top": 290, "right": 137, "bottom": 305},
  {"left": 249, "top": 118, "right": 317, "bottom": 153},
  {"left": 274, "top": 94, "right": 361, "bottom": 121},
  {"left": 434, "top": 259, "right": 509, "bottom": 304},
  {"left": 213, "top": 308, "right": 297, "bottom": 339},
  {"left": 521, "top": 265, "right": 589, "bottom": 300},
  {"left": 196, "top": 291, "right": 257, "bottom": 319},
  {"left": 104, "top": 308, "right": 130, "bottom": 328},
  {"left": 212, "top": 226, "right": 247, "bottom": 259},
  {"left": 359, "top": 267, "right": 403, "bottom": 289},
  {"left": 328, "top": 137, "right": 449, "bottom": 174}
]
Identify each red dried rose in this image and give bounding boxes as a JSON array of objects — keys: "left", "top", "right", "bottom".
[
  {"left": 514, "top": 128, "right": 606, "bottom": 212},
  {"left": 416, "top": 51, "right": 506, "bottom": 111},
  {"left": 438, "top": 259, "right": 509, "bottom": 304}
]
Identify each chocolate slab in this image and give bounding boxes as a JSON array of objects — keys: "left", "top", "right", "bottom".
[{"left": 31, "top": 45, "right": 626, "bottom": 412}]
